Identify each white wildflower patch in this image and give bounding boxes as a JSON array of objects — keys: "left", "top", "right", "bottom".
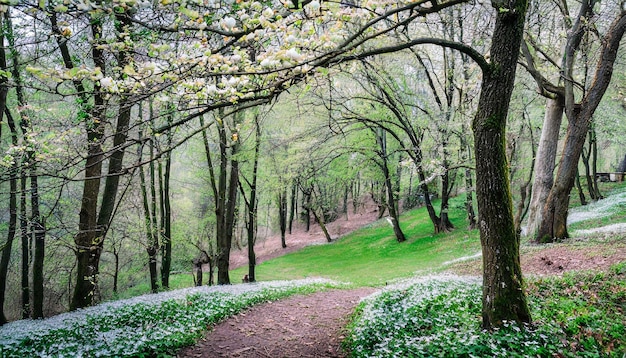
[
  {"left": 573, "top": 222, "right": 626, "bottom": 236},
  {"left": 347, "top": 275, "right": 564, "bottom": 357},
  {"left": 0, "top": 278, "right": 338, "bottom": 357},
  {"left": 567, "top": 190, "right": 626, "bottom": 225},
  {"left": 441, "top": 252, "right": 482, "bottom": 266}
]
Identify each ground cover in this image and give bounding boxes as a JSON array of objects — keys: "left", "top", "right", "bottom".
[
  {"left": 0, "top": 279, "right": 340, "bottom": 357},
  {"left": 346, "top": 268, "right": 626, "bottom": 357}
]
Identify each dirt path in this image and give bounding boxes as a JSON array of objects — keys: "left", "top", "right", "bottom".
[{"left": 177, "top": 288, "right": 376, "bottom": 358}]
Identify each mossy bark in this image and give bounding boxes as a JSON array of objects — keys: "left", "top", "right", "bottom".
[{"left": 474, "top": 0, "right": 531, "bottom": 329}]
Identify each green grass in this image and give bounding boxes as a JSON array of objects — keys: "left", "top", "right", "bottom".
[{"left": 230, "top": 196, "right": 481, "bottom": 286}]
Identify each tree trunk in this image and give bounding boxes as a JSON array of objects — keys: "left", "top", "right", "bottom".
[
  {"left": 575, "top": 169, "right": 587, "bottom": 206},
  {"left": 581, "top": 139, "right": 594, "bottom": 201},
  {"left": 376, "top": 129, "right": 406, "bottom": 242},
  {"left": 0, "top": 113, "right": 18, "bottom": 326},
  {"left": 288, "top": 183, "right": 296, "bottom": 235},
  {"left": 113, "top": 246, "right": 119, "bottom": 294},
  {"left": 302, "top": 188, "right": 311, "bottom": 232},
  {"left": 437, "top": 167, "right": 454, "bottom": 233},
  {"left": 160, "top": 127, "right": 173, "bottom": 289},
  {"left": 589, "top": 124, "right": 602, "bottom": 199},
  {"left": 138, "top": 117, "right": 160, "bottom": 294},
  {"left": 31, "top": 173, "right": 45, "bottom": 319},
  {"left": 474, "top": 0, "right": 531, "bottom": 329},
  {"left": 311, "top": 206, "right": 332, "bottom": 242},
  {"left": 278, "top": 189, "right": 288, "bottom": 248},
  {"left": 64, "top": 15, "right": 107, "bottom": 310},
  {"left": 242, "top": 116, "right": 261, "bottom": 283},
  {"left": 537, "top": 8, "right": 626, "bottom": 243},
  {"left": 20, "top": 165, "right": 29, "bottom": 319},
  {"left": 526, "top": 97, "right": 564, "bottom": 237}
]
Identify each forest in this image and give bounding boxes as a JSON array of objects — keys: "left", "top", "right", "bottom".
[{"left": 0, "top": 0, "right": 625, "bottom": 352}]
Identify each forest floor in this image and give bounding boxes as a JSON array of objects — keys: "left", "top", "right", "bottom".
[{"left": 180, "top": 200, "right": 626, "bottom": 357}]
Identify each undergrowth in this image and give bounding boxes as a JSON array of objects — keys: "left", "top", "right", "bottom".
[
  {"left": 0, "top": 279, "right": 339, "bottom": 357},
  {"left": 346, "top": 265, "right": 626, "bottom": 357}
]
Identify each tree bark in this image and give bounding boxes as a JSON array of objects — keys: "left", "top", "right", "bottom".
[
  {"left": 538, "top": 10, "right": 626, "bottom": 242},
  {"left": 278, "top": 189, "right": 288, "bottom": 248},
  {"left": 474, "top": 0, "right": 531, "bottom": 329},
  {"left": 240, "top": 116, "right": 261, "bottom": 283},
  {"left": 0, "top": 111, "right": 18, "bottom": 327},
  {"left": 375, "top": 128, "right": 406, "bottom": 242},
  {"left": 31, "top": 170, "right": 45, "bottom": 319},
  {"left": 160, "top": 124, "right": 173, "bottom": 289},
  {"left": 526, "top": 97, "right": 564, "bottom": 237}
]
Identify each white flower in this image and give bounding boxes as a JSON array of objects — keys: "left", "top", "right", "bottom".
[
  {"left": 263, "top": 7, "right": 273, "bottom": 18},
  {"left": 308, "top": 0, "right": 320, "bottom": 11},
  {"left": 100, "top": 77, "right": 113, "bottom": 88},
  {"left": 221, "top": 16, "right": 236, "bottom": 29},
  {"left": 260, "top": 58, "right": 274, "bottom": 68},
  {"left": 286, "top": 48, "right": 302, "bottom": 61}
]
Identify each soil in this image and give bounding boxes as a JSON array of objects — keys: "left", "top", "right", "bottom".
[
  {"left": 176, "top": 288, "right": 375, "bottom": 358},
  {"left": 449, "top": 240, "right": 626, "bottom": 276},
  {"left": 181, "top": 203, "right": 626, "bottom": 358}
]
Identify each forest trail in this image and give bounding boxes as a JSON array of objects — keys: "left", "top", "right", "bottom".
[{"left": 177, "top": 287, "right": 376, "bottom": 358}]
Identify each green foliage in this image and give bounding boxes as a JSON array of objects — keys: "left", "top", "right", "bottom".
[
  {"left": 346, "top": 277, "right": 564, "bottom": 357},
  {"left": 527, "top": 267, "right": 626, "bottom": 356},
  {"left": 346, "top": 269, "right": 626, "bottom": 357}
]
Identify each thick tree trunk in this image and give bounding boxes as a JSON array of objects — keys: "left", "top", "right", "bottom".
[
  {"left": 537, "top": 8, "right": 626, "bottom": 243},
  {"left": 526, "top": 97, "right": 564, "bottom": 237},
  {"left": 474, "top": 0, "right": 531, "bottom": 329}
]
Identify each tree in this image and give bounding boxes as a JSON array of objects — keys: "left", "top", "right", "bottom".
[
  {"left": 201, "top": 110, "right": 242, "bottom": 285},
  {"left": 471, "top": 0, "right": 531, "bottom": 328},
  {"left": 239, "top": 113, "right": 263, "bottom": 282},
  {"left": 520, "top": 1, "right": 626, "bottom": 241},
  {"left": 373, "top": 127, "right": 406, "bottom": 242},
  {"left": 537, "top": 4, "right": 626, "bottom": 242}
]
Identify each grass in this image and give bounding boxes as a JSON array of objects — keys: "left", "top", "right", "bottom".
[{"left": 230, "top": 196, "right": 481, "bottom": 286}]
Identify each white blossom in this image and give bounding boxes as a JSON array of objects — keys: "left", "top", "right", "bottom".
[{"left": 221, "top": 16, "right": 236, "bottom": 30}]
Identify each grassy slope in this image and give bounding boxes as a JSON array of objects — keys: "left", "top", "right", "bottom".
[{"left": 230, "top": 196, "right": 481, "bottom": 286}]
